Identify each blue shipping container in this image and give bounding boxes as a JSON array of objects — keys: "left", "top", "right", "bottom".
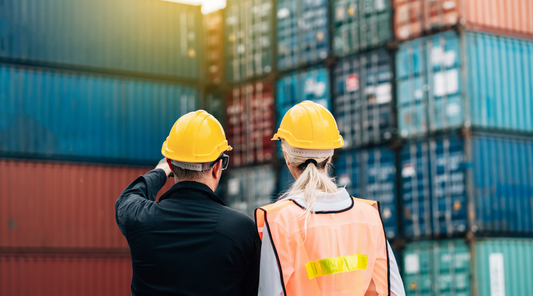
[
  {"left": 333, "top": 48, "right": 395, "bottom": 149},
  {"left": 276, "top": 67, "right": 331, "bottom": 157},
  {"left": 276, "top": 0, "right": 329, "bottom": 70},
  {"left": 397, "top": 30, "right": 533, "bottom": 138},
  {"left": 225, "top": 0, "right": 273, "bottom": 82},
  {"left": 0, "top": 0, "right": 203, "bottom": 80},
  {"left": 0, "top": 64, "right": 198, "bottom": 164},
  {"left": 400, "top": 133, "right": 533, "bottom": 239},
  {"left": 335, "top": 146, "right": 398, "bottom": 238}
]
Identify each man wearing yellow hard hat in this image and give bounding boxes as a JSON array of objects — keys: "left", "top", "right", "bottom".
[{"left": 116, "top": 110, "right": 260, "bottom": 296}]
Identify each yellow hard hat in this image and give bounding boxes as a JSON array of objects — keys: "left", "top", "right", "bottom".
[
  {"left": 161, "top": 110, "right": 232, "bottom": 163},
  {"left": 272, "top": 101, "right": 344, "bottom": 149}
]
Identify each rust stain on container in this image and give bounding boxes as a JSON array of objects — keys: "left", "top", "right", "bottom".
[
  {"left": 205, "top": 10, "right": 224, "bottom": 84},
  {"left": 0, "top": 159, "right": 174, "bottom": 249},
  {"left": 226, "top": 81, "right": 274, "bottom": 167},
  {"left": 394, "top": 0, "right": 533, "bottom": 40},
  {"left": 0, "top": 253, "right": 132, "bottom": 296}
]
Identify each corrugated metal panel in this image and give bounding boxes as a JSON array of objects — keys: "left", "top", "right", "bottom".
[
  {"left": 205, "top": 11, "right": 224, "bottom": 84},
  {"left": 335, "top": 146, "right": 398, "bottom": 238},
  {"left": 471, "top": 135, "right": 533, "bottom": 234},
  {"left": 474, "top": 238, "right": 533, "bottom": 296},
  {"left": 332, "top": 0, "right": 392, "bottom": 56},
  {"left": 394, "top": 0, "right": 533, "bottom": 41},
  {"left": 0, "top": 64, "right": 199, "bottom": 165},
  {"left": 400, "top": 133, "right": 533, "bottom": 239},
  {"left": 226, "top": 81, "right": 274, "bottom": 167},
  {"left": 276, "top": 67, "right": 331, "bottom": 157},
  {"left": 276, "top": 0, "right": 329, "bottom": 70},
  {"left": 0, "top": 159, "right": 174, "bottom": 249},
  {"left": 397, "top": 31, "right": 533, "bottom": 138},
  {"left": 403, "top": 238, "right": 533, "bottom": 296},
  {"left": 333, "top": 48, "right": 395, "bottom": 149},
  {"left": 225, "top": 165, "right": 276, "bottom": 217},
  {"left": 204, "top": 91, "right": 226, "bottom": 128},
  {"left": 225, "top": 0, "right": 273, "bottom": 83},
  {"left": 0, "top": 0, "right": 203, "bottom": 80},
  {"left": 0, "top": 253, "right": 132, "bottom": 296},
  {"left": 402, "top": 239, "right": 471, "bottom": 296}
]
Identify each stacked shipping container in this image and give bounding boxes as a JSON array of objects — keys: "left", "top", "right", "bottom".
[
  {"left": 218, "top": 0, "right": 533, "bottom": 294},
  {"left": 391, "top": 1, "right": 533, "bottom": 295},
  {"left": 1, "top": 0, "right": 204, "bottom": 295}
]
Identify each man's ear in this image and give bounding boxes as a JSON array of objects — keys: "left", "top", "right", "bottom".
[{"left": 211, "top": 159, "right": 222, "bottom": 179}]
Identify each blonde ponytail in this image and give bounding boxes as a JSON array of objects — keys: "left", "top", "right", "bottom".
[{"left": 279, "top": 141, "right": 338, "bottom": 218}]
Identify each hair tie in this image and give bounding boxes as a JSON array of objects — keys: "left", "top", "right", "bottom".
[{"left": 304, "top": 159, "right": 318, "bottom": 166}]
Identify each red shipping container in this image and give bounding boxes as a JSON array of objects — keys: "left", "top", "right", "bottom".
[
  {"left": 394, "top": 0, "right": 533, "bottom": 40},
  {"left": 226, "top": 81, "right": 274, "bottom": 167},
  {"left": 0, "top": 159, "right": 174, "bottom": 249},
  {"left": 205, "top": 10, "right": 224, "bottom": 84},
  {"left": 0, "top": 252, "right": 132, "bottom": 296}
]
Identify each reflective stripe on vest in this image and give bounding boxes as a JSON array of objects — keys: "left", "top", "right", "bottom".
[{"left": 255, "top": 198, "right": 390, "bottom": 296}]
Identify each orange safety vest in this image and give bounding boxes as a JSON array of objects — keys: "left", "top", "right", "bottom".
[{"left": 255, "top": 197, "right": 390, "bottom": 296}]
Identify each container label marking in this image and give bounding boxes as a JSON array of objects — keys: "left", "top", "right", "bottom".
[{"left": 489, "top": 253, "right": 505, "bottom": 296}]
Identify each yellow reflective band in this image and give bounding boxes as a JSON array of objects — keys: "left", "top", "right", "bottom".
[{"left": 305, "top": 254, "right": 368, "bottom": 279}]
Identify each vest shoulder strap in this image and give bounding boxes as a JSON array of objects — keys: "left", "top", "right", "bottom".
[
  {"left": 255, "top": 200, "right": 294, "bottom": 241},
  {"left": 352, "top": 197, "right": 380, "bottom": 212}
]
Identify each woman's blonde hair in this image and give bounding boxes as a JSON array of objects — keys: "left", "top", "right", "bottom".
[{"left": 279, "top": 140, "right": 338, "bottom": 219}]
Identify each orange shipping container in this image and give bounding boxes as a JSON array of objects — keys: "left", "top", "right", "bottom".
[
  {"left": 393, "top": 0, "right": 533, "bottom": 40},
  {"left": 0, "top": 253, "right": 132, "bottom": 296},
  {"left": 205, "top": 10, "right": 225, "bottom": 84},
  {"left": 0, "top": 159, "right": 174, "bottom": 249}
]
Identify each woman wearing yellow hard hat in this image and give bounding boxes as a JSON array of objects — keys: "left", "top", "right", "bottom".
[{"left": 255, "top": 101, "right": 405, "bottom": 296}]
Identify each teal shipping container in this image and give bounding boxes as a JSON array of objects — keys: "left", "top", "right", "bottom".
[
  {"left": 276, "top": 0, "right": 330, "bottom": 70},
  {"left": 0, "top": 0, "right": 203, "bottom": 80},
  {"left": 225, "top": 0, "right": 274, "bottom": 83},
  {"left": 225, "top": 165, "right": 276, "bottom": 217},
  {"left": 332, "top": 0, "right": 392, "bottom": 56},
  {"left": 397, "top": 30, "right": 533, "bottom": 138},
  {"left": 0, "top": 64, "right": 199, "bottom": 165},
  {"left": 403, "top": 238, "right": 533, "bottom": 296}
]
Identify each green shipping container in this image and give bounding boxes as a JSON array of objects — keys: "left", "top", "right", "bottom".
[
  {"left": 225, "top": 0, "right": 274, "bottom": 83},
  {"left": 332, "top": 0, "right": 392, "bottom": 56},
  {"left": 403, "top": 239, "right": 533, "bottom": 296}
]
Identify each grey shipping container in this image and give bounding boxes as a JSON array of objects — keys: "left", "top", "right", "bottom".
[
  {"left": 332, "top": 0, "right": 392, "bottom": 56},
  {"left": 403, "top": 238, "right": 533, "bottom": 296},
  {"left": 0, "top": 64, "right": 199, "bottom": 165},
  {"left": 225, "top": 165, "right": 276, "bottom": 217},
  {"left": 225, "top": 0, "right": 274, "bottom": 83},
  {"left": 0, "top": 0, "right": 203, "bottom": 80},
  {"left": 401, "top": 133, "right": 533, "bottom": 239},
  {"left": 333, "top": 48, "right": 395, "bottom": 149},
  {"left": 397, "top": 30, "right": 533, "bottom": 138}
]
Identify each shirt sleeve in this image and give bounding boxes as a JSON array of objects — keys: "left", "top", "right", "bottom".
[
  {"left": 115, "top": 168, "right": 168, "bottom": 236},
  {"left": 387, "top": 241, "right": 405, "bottom": 296},
  {"left": 258, "top": 222, "right": 284, "bottom": 296}
]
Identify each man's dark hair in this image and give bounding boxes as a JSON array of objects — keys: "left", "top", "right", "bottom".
[{"left": 171, "top": 164, "right": 211, "bottom": 181}]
